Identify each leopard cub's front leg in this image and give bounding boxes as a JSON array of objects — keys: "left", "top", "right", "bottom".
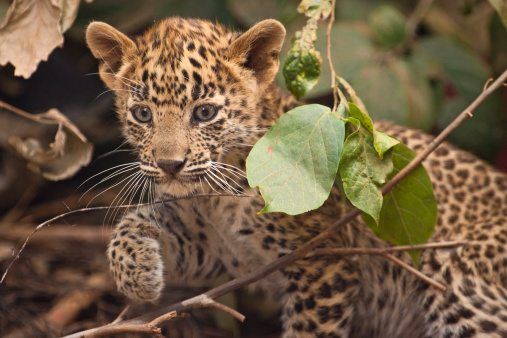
[{"left": 107, "top": 208, "right": 164, "bottom": 302}]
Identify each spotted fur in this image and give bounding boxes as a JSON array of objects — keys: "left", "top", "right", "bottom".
[{"left": 86, "top": 18, "right": 507, "bottom": 337}]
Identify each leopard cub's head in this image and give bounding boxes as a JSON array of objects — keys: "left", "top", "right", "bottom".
[{"left": 86, "top": 17, "right": 285, "bottom": 197}]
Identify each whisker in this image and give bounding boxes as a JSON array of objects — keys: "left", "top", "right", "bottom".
[
  {"left": 206, "top": 170, "right": 232, "bottom": 194},
  {"left": 208, "top": 169, "right": 240, "bottom": 195},
  {"left": 113, "top": 172, "right": 145, "bottom": 222},
  {"left": 211, "top": 162, "right": 247, "bottom": 179},
  {"left": 204, "top": 174, "right": 220, "bottom": 195},
  {"left": 137, "top": 177, "right": 150, "bottom": 214},
  {"left": 94, "top": 88, "right": 136, "bottom": 101},
  {"left": 104, "top": 171, "right": 143, "bottom": 225},
  {"left": 216, "top": 168, "right": 244, "bottom": 190},
  {"left": 76, "top": 162, "right": 139, "bottom": 191},
  {"left": 101, "top": 171, "right": 140, "bottom": 228},
  {"left": 148, "top": 180, "right": 162, "bottom": 229},
  {"left": 230, "top": 143, "right": 254, "bottom": 147},
  {"left": 86, "top": 170, "right": 139, "bottom": 208},
  {"left": 96, "top": 142, "right": 134, "bottom": 160},
  {"left": 79, "top": 164, "right": 139, "bottom": 203},
  {"left": 85, "top": 72, "right": 135, "bottom": 88},
  {"left": 212, "top": 161, "right": 246, "bottom": 172},
  {"left": 210, "top": 167, "right": 243, "bottom": 194},
  {"left": 211, "top": 161, "right": 247, "bottom": 176},
  {"left": 198, "top": 176, "right": 206, "bottom": 195},
  {"left": 115, "top": 172, "right": 145, "bottom": 223},
  {"left": 86, "top": 49, "right": 145, "bottom": 92},
  {"left": 85, "top": 72, "right": 145, "bottom": 90}
]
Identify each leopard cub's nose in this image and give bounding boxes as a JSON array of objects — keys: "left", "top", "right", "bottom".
[{"left": 156, "top": 158, "right": 186, "bottom": 176}]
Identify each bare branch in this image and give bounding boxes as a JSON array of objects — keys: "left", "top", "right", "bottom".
[
  {"left": 382, "top": 252, "right": 445, "bottom": 291},
  {"left": 63, "top": 297, "right": 243, "bottom": 338},
  {"left": 312, "top": 241, "right": 466, "bottom": 292},
  {"left": 311, "top": 240, "right": 464, "bottom": 257},
  {"left": 111, "top": 306, "right": 131, "bottom": 325},
  {"left": 182, "top": 294, "right": 245, "bottom": 322},
  {"left": 326, "top": 0, "right": 338, "bottom": 112},
  {"left": 381, "top": 71, "right": 507, "bottom": 195},
  {"left": 0, "top": 193, "right": 252, "bottom": 284}
]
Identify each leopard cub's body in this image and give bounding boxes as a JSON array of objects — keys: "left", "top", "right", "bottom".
[{"left": 86, "top": 17, "right": 507, "bottom": 337}]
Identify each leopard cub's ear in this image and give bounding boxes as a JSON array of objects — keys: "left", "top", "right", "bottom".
[
  {"left": 86, "top": 22, "right": 136, "bottom": 89},
  {"left": 228, "top": 19, "right": 286, "bottom": 87}
]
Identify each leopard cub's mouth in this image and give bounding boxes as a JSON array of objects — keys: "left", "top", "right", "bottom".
[
  {"left": 140, "top": 163, "right": 205, "bottom": 192},
  {"left": 178, "top": 174, "right": 204, "bottom": 183}
]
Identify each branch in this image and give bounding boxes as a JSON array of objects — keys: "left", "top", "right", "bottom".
[
  {"left": 312, "top": 241, "right": 466, "bottom": 292},
  {"left": 181, "top": 294, "right": 245, "bottom": 322},
  {"left": 381, "top": 70, "right": 506, "bottom": 194},
  {"left": 64, "top": 70, "right": 507, "bottom": 337},
  {"left": 63, "top": 297, "right": 243, "bottom": 338},
  {"left": 0, "top": 224, "right": 110, "bottom": 244},
  {"left": 311, "top": 240, "right": 464, "bottom": 256},
  {"left": 382, "top": 252, "right": 445, "bottom": 291},
  {"left": 69, "top": 312, "right": 177, "bottom": 337},
  {"left": 0, "top": 193, "right": 251, "bottom": 284},
  {"left": 326, "top": 0, "right": 339, "bottom": 112}
]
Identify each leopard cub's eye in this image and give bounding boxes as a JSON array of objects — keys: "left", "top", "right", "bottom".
[
  {"left": 130, "top": 105, "right": 152, "bottom": 123},
  {"left": 192, "top": 104, "right": 218, "bottom": 122}
]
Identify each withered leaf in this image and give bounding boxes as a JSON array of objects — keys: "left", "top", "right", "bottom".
[
  {"left": 0, "top": 0, "right": 86, "bottom": 78},
  {"left": 0, "top": 101, "right": 93, "bottom": 181}
]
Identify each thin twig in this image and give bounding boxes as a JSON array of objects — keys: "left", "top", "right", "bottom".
[
  {"left": 148, "top": 311, "right": 178, "bottom": 328},
  {"left": 311, "top": 241, "right": 466, "bottom": 292},
  {"left": 326, "top": 0, "right": 339, "bottom": 112},
  {"left": 383, "top": 252, "right": 445, "bottom": 291},
  {"left": 0, "top": 224, "right": 110, "bottom": 244},
  {"left": 63, "top": 298, "right": 241, "bottom": 338},
  {"left": 63, "top": 69, "right": 507, "bottom": 338},
  {"left": 182, "top": 294, "right": 245, "bottom": 322},
  {"left": 381, "top": 71, "right": 507, "bottom": 194},
  {"left": 111, "top": 306, "right": 131, "bottom": 325},
  {"left": 311, "top": 240, "right": 464, "bottom": 257},
  {"left": 0, "top": 193, "right": 252, "bottom": 284}
]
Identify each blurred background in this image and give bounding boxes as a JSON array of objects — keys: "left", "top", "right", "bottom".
[{"left": 0, "top": 0, "right": 506, "bottom": 336}]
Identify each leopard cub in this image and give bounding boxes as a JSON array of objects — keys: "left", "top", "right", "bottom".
[{"left": 87, "top": 17, "right": 507, "bottom": 337}]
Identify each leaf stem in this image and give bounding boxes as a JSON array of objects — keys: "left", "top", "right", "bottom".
[{"left": 326, "top": 0, "right": 338, "bottom": 112}]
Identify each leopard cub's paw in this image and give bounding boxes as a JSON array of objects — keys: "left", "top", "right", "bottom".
[{"left": 107, "top": 221, "right": 164, "bottom": 302}]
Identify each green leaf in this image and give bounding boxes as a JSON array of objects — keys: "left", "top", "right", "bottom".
[
  {"left": 283, "top": 46, "right": 322, "bottom": 99},
  {"left": 347, "top": 102, "right": 374, "bottom": 132},
  {"left": 373, "top": 131, "right": 399, "bottom": 158},
  {"left": 338, "top": 124, "right": 393, "bottom": 224},
  {"left": 364, "top": 143, "right": 437, "bottom": 261},
  {"left": 247, "top": 104, "right": 345, "bottom": 215},
  {"left": 368, "top": 5, "right": 407, "bottom": 49},
  {"left": 347, "top": 103, "right": 399, "bottom": 158}
]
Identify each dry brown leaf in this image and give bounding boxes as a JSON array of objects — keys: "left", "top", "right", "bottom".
[
  {"left": 0, "top": 0, "right": 86, "bottom": 78},
  {"left": 0, "top": 101, "right": 93, "bottom": 181}
]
